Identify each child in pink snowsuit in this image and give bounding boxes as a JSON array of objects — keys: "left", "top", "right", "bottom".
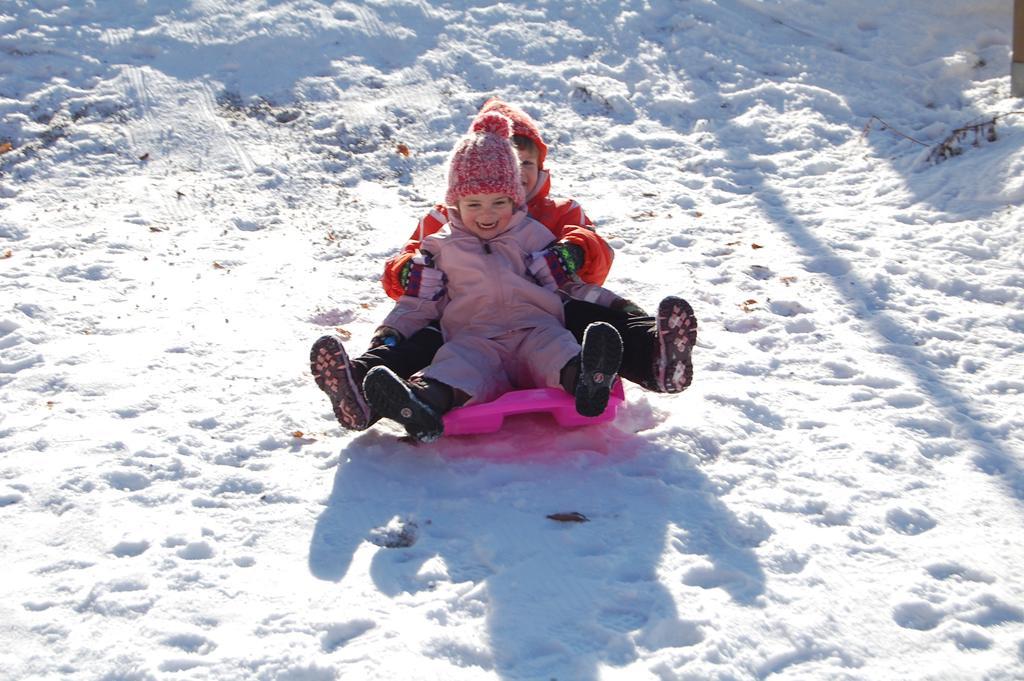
[{"left": 362, "top": 112, "right": 625, "bottom": 443}]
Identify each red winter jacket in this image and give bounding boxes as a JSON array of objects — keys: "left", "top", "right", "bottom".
[{"left": 381, "top": 171, "right": 613, "bottom": 301}]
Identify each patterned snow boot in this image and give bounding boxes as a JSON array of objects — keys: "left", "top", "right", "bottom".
[
  {"left": 310, "top": 335, "right": 374, "bottom": 431},
  {"left": 574, "top": 321, "right": 624, "bottom": 417},
  {"left": 652, "top": 296, "right": 697, "bottom": 393}
]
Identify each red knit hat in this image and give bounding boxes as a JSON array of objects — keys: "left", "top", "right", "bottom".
[
  {"left": 479, "top": 97, "right": 548, "bottom": 170},
  {"left": 445, "top": 112, "right": 526, "bottom": 207}
]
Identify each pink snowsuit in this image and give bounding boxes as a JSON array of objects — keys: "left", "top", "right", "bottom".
[{"left": 380, "top": 208, "right": 621, "bottom": 405}]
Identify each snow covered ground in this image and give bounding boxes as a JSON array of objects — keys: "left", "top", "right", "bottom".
[{"left": 2, "top": 0, "right": 1023, "bottom": 679}]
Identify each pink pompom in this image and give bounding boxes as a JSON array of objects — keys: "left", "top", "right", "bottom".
[
  {"left": 445, "top": 109, "right": 525, "bottom": 206},
  {"left": 471, "top": 111, "right": 512, "bottom": 139}
]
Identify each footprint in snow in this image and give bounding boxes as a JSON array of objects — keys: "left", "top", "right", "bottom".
[
  {"left": 176, "top": 541, "right": 215, "bottom": 560},
  {"left": 893, "top": 600, "right": 944, "bottom": 630},
  {"left": 926, "top": 562, "right": 995, "bottom": 584},
  {"left": 893, "top": 561, "right": 1023, "bottom": 640},
  {"left": 162, "top": 632, "right": 217, "bottom": 655},
  {"left": 949, "top": 627, "right": 993, "bottom": 650},
  {"left": 886, "top": 507, "right": 937, "bottom": 535},
  {"left": 959, "top": 594, "right": 1024, "bottom": 627},
  {"left": 163, "top": 535, "right": 216, "bottom": 560},
  {"left": 320, "top": 620, "right": 376, "bottom": 653},
  {"left": 104, "top": 470, "right": 151, "bottom": 492},
  {"left": 884, "top": 392, "right": 925, "bottom": 409},
  {"left": 110, "top": 538, "right": 151, "bottom": 557},
  {"left": 75, "top": 577, "right": 155, "bottom": 617}
]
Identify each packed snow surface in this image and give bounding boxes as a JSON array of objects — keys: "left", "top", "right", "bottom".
[{"left": 2, "top": 1, "right": 1023, "bottom": 679}]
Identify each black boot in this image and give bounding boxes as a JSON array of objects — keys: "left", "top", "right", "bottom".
[
  {"left": 568, "top": 322, "right": 623, "bottom": 417},
  {"left": 362, "top": 367, "right": 454, "bottom": 443}
]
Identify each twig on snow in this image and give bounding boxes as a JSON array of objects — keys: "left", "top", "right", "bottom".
[
  {"left": 862, "top": 116, "right": 927, "bottom": 147},
  {"left": 863, "top": 111, "right": 1024, "bottom": 164}
]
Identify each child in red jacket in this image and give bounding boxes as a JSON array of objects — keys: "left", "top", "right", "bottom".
[{"left": 311, "top": 99, "right": 696, "bottom": 432}]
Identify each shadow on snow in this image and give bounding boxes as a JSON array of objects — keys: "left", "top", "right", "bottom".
[{"left": 308, "top": 416, "right": 766, "bottom": 681}]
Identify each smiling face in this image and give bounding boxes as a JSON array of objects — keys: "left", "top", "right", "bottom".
[
  {"left": 456, "top": 192, "right": 516, "bottom": 240},
  {"left": 515, "top": 143, "right": 540, "bottom": 197}
]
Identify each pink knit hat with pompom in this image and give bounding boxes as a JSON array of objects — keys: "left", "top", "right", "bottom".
[{"left": 445, "top": 112, "right": 525, "bottom": 207}]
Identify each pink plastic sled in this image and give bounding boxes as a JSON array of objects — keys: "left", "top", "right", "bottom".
[{"left": 442, "top": 382, "right": 625, "bottom": 436}]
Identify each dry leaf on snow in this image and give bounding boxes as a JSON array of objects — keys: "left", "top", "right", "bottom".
[{"left": 547, "top": 512, "right": 590, "bottom": 523}]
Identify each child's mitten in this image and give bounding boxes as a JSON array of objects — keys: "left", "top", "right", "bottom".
[
  {"left": 401, "top": 252, "right": 447, "bottom": 301},
  {"left": 527, "top": 242, "right": 584, "bottom": 291}
]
